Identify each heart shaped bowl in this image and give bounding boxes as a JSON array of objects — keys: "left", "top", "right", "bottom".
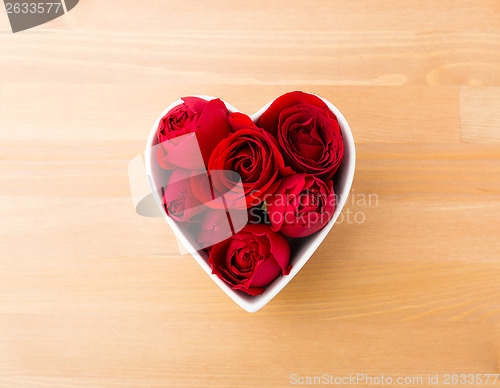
[{"left": 145, "top": 94, "right": 355, "bottom": 312}]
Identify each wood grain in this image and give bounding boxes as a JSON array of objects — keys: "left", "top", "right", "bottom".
[
  {"left": 0, "top": 84, "right": 460, "bottom": 143},
  {"left": 461, "top": 87, "right": 500, "bottom": 143},
  {"left": 0, "top": 1, "right": 499, "bottom": 387}
]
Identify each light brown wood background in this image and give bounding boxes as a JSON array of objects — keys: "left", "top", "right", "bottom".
[{"left": 1, "top": 1, "right": 500, "bottom": 387}]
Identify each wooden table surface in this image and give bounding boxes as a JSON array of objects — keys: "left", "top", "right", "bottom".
[{"left": 1, "top": 1, "right": 500, "bottom": 387}]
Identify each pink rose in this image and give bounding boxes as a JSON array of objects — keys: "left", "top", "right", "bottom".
[
  {"left": 208, "top": 224, "right": 291, "bottom": 295},
  {"left": 266, "top": 173, "right": 336, "bottom": 237}
]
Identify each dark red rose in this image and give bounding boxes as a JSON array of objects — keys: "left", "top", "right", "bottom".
[
  {"left": 156, "top": 97, "right": 231, "bottom": 170},
  {"left": 257, "top": 91, "right": 344, "bottom": 180},
  {"left": 208, "top": 224, "right": 291, "bottom": 296},
  {"left": 266, "top": 173, "right": 336, "bottom": 237},
  {"left": 206, "top": 127, "right": 293, "bottom": 208}
]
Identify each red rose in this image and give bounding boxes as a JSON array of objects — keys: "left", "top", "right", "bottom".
[
  {"left": 197, "top": 205, "right": 248, "bottom": 249},
  {"left": 208, "top": 224, "right": 291, "bottom": 296},
  {"left": 156, "top": 97, "right": 206, "bottom": 143},
  {"left": 163, "top": 170, "right": 249, "bottom": 248},
  {"left": 162, "top": 168, "right": 204, "bottom": 226},
  {"left": 156, "top": 97, "right": 231, "bottom": 170},
  {"left": 206, "top": 127, "right": 293, "bottom": 208},
  {"left": 266, "top": 173, "right": 336, "bottom": 238},
  {"left": 258, "top": 91, "right": 344, "bottom": 180}
]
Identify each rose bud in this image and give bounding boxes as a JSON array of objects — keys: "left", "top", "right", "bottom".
[
  {"left": 206, "top": 127, "right": 293, "bottom": 208},
  {"left": 266, "top": 173, "right": 336, "bottom": 238},
  {"left": 257, "top": 91, "right": 344, "bottom": 180},
  {"left": 208, "top": 224, "right": 291, "bottom": 296},
  {"left": 156, "top": 97, "right": 231, "bottom": 169}
]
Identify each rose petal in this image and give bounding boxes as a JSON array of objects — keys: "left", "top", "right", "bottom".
[
  {"left": 194, "top": 98, "right": 231, "bottom": 167},
  {"left": 228, "top": 112, "right": 260, "bottom": 132},
  {"left": 182, "top": 96, "right": 208, "bottom": 115}
]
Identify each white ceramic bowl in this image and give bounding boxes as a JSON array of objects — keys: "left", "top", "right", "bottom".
[{"left": 145, "top": 94, "right": 356, "bottom": 312}]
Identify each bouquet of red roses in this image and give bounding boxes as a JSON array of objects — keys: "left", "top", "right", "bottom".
[{"left": 151, "top": 91, "right": 344, "bottom": 296}]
